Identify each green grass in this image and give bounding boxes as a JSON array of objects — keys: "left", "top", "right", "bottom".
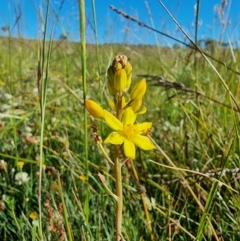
[{"left": 1, "top": 2, "right": 240, "bottom": 240}]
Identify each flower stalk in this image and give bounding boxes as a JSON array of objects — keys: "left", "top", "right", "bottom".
[
  {"left": 85, "top": 55, "right": 155, "bottom": 240},
  {"left": 114, "top": 147, "right": 123, "bottom": 241}
]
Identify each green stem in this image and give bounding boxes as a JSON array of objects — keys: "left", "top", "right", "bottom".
[
  {"left": 57, "top": 174, "right": 73, "bottom": 241},
  {"left": 38, "top": 1, "right": 51, "bottom": 239},
  {"left": 114, "top": 149, "right": 123, "bottom": 241},
  {"left": 78, "top": 0, "right": 89, "bottom": 224},
  {"left": 114, "top": 95, "right": 124, "bottom": 241}
]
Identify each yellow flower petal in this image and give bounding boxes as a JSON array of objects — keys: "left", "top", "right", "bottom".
[
  {"left": 122, "top": 108, "right": 136, "bottom": 125},
  {"left": 104, "top": 132, "right": 125, "bottom": 145},
  {"left": 123, "top": 139, "right": 136, "bottom": 159},
  {"left": 135, "top": 122, "right": 152, "bottom": 133},
  {"left": 136, "top": 107, "right": 147, "bottom": 115},
  {"left": 104, "top": 110, "right": 123, "bottom": 131},
  {"left": 131, "top": 99, "right": 142, "bottom": 112},
  {"left": 79, "top": 175, "right": 87, "bottom": 181},
  {"left": 85, "top": 99, "right": 104, "bottom": 118},
  {"left": 17, "top": 161, "right": 24, "bottom": 168},
  {"left": 29, "top": 211, "right": 38, "bottom": 220},
  {"left": 108, "top": 99, "right": 116, "bottom": 111},
  {"left": 130, "top": 79, "right": 147, "bottom": 101},
  {"left": 130, "top": 135, "right": 155, "bottom": 150}
]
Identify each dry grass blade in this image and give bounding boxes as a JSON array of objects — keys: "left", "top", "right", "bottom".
[{"left": 139, "top": 74, "right": 240, "bottom": 113}]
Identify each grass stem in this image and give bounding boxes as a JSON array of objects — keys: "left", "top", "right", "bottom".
[{"left": 78, "top": 0, "right": 89, "bottom": 224}]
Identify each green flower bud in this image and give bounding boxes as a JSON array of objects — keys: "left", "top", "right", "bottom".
[{"left": 107, "top": 66, "right": 117, "bottom": 96}]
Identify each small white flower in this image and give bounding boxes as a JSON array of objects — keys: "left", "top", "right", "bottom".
[
  {"left": 15, "top": 172, "right": 30, "bottom": 185},
  {"left": 4, "top": 93, "right": 13, "bottom": 100},
  {"left": 25, "top": 126, "right": 32, "bottom": 133},
  {"left": 33, "top": 87, "right": 38, "bottom": 94},
  {"left": 1, "top": 104, "right": 11, "bottom": 110},
  {"left": 47, "top": 88, "right": 53, "bottom": 94}
]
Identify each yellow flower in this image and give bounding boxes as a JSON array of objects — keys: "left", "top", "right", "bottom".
[
  {"left": 85, "top": 99, "right": 104, "bottom": 118},
  {"left": 17, "top": 161, "right": 24, "bottom": 168},
  {"left": 104, "top": 108, "right": 155, "bottom": 159},
  {"left": 29, "top": 211, "right": 38, "bottom": 220},
  {"left": 79, "top": 175, "right": 87, "bottom": 181},
  {"left": 130, "top": 79, "right": 147, "bottom": 101}
]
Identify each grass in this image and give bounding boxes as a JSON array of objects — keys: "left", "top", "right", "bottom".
[{"left": 1, "top": 1, "right": 240, "bottom": 240}]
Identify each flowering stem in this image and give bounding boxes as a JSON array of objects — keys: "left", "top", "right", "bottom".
[
  {"left": 114, "top": 146, "right": 123, "bottom": 241},
  {"left": 114, "top": 94, "right": 124, "bottom": 240}
]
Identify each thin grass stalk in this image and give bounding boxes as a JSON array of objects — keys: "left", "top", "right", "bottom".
[
  {"left": 38, "top": 1, "right": 51, "bottom": 239},
  {"left": 194, "top": 0, "right": 200, "bottom": 89},
  {"left": 78, "top": 0, "right": 89, "bottom": 223},
  {"left": 11, "top": 208, "right": 27, "bottom": 241},
  {"left": 91, "top": 0, "right": 100, "bottom": 75},
  {"left": 196, "top": 141, "right": 233, "bottom": 241},
  {"left": 71, "top": 189, "right": 94, "bottom": 239},
  {"left": 131, "top": 162, "right": 154, "bottom": 240},
  {"left": 149, "top": 137, "right": 220, "bottom": 240},
  {"left": 7, "top": 0, "right": 13, "bottom": 93},
  {"left": 194, "top": 0, "right": 200, "bottom": 47},
  {"left": 91, "top": 0, "right": 104, "bottom": 134},
  {"left": 144, "top": 1, "right": 160, "bottom": 59},
  {"left": 57, "top": 174, "right": 73, "bottom": 241}
]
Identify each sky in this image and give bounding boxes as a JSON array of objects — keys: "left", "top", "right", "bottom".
[{"left": 0, "top": 0, "right": 240, "bottom": 46}]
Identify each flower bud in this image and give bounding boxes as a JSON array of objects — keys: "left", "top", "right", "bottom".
[
  {"left": 85, "top": 99, "right": 104, "bottom": 118},
  {"left": 130, "top": 79, "right": 147, "bottom": 101},
  {"left": 113, "top": 69, "right": 127, "bottom": 92},
  {"left": 114, "top": 62, "right": 122, "bottom": 71},
  {"left": 124, "top": 63, "right": 132, "bottom": 89},
  {"left": 113, "top": 55, "right": 128, "bottom": 67},
  {"left": 131, "top": 99, "right": 142, "bottom": 112},
  {"left": 107, "top": 66, "right": 117, "bottom": 96},
  {"left": 107, "top": 55, "right": 133, "bottom": 95}
]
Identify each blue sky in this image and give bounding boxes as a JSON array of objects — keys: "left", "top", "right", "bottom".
[{"left": 0, "top": 0, "right": 239, "bottom": 45}]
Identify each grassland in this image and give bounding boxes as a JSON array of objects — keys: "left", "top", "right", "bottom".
[{"left": 0, "top": 26, "right": 240, "bottom": 241}]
